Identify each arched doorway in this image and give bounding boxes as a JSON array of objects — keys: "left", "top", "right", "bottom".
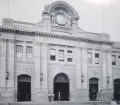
[
  {"left": 89, "top": 78, "right": 99, "bottom": 101},
  {"left": 17, "top": 74, "right": 31, "bottom": 102},
  {"left": 53, "top": 73, "right": 69, "bottom": 101},
  {"left": 114, "top": 79, "right": 120, "bottom": 100}
]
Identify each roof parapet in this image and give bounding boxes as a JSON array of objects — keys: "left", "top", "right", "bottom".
[{"left": 2, "top": 18, "right": 14, "bottom": 29}]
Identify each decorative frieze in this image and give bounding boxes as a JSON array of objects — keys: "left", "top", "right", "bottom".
[{"left": 0, "top": 27, "right": 114, "bottom": 46}]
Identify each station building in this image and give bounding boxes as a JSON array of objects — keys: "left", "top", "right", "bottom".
[{"left": 0, "top": 1, "right": 120, "bottom": 102}]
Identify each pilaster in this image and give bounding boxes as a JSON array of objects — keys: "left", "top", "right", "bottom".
[
  {"left": 81, "top": 47, "right": 88, "bottom": 89},
  {"left": 40, "top": 43, "right": 48, "bottom": 91},
  {"left": 34, "top": 42, "right": 41, "bottom": 90},
  {"left": 107, "top": 50, "right": 113, "bottom": 89},
  {"left": 0, "top": 39, "right": 6, "bottom": 88},
  {"left": 7, "top": 39, "right": 15, "bottom": 90},
  {"left": 101, "top": 49, "right": 113, "bottom": 101},
  {"left": 42, "top": 12, "right": 51, "bottom": 32},
  {"left": 75, "top": 47, "right": 81, "bottom": 89},
  {"left": 102, "top": 49, "right": 107, "bottom": 89},
  {"left": 75, "top": 47, "right": 89, "bottom": 102}
]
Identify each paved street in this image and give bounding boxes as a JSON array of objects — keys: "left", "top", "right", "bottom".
[{"left": 0, "top": 101, "right": 112, "bottom": 105}]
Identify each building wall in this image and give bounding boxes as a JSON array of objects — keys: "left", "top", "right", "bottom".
[
  {"left": 0, "top": 32, "right": 117, "bottom": 102},
  {"left": 0, "top": 1, "right": 120, "bottom": 102}
]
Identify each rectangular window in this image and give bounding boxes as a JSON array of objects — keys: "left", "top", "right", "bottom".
[
  {"left": 118, "top": 55, "right": 120, "bottom": 65},
  {"left": 59, "top": 50, "right": 64, "bottom": 61},
  {"left": 95, "top": 53, "right": 99, "bottom": 64},
  {"left": 26, "top": 46, "right": 33, "bottom": 59},
  {"left": 67, "top": 50, "right": 73, "bottom": 62},
  {"left": 88, "top": 52, "right": 92, "bottom": 64},
  {"left": 16, "top": 45, "right": 23, "bottom": 58},
  {"left": 112, "top": 55, "right": 116, "bottom": 65},
  {"left": 50, "top": 49, "right": 56, "bottom": 61}
]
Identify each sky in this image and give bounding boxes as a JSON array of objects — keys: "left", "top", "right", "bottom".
[{"left": 0, "top": 0, "right": 120, "bottom": 42}]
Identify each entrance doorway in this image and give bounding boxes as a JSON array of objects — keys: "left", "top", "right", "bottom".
[
  {"left": 89, "top": 78, "right": 99, "bottom": 101},
  {"left": 54, "top": 73, "right": 69, "bottom": 101},
  {"left": 17, "top": 75, "right": 31, "bottom": 102},
  {"left": 114, "top": 79, "right": 120, "bottom": 100}
]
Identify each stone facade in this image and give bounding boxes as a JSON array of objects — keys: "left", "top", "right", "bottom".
[{"left": 0, "top": 1, "right": 120, "bottom": 102}]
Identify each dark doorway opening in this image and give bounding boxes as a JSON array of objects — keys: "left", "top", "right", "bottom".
[
  {"left": 17, "top": 75, "right": 31, "bottom": 102},
  {"left": 54, "top": 73, "right": 69, "bottom": 101},
  {"left": 89, "top": 78, "right": 99, "bottom": 101},
  {"left": 114, "top": 79, "right": 120, "bottom": 101}
]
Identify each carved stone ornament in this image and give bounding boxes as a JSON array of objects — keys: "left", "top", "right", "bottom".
[{"left": 44, "top": 1, "right": 79, "bottom": 27}]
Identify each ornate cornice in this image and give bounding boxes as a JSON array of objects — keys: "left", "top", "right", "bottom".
[
  {"left": 0, "top": 27, "right": 114, "bottom": 46},
  {"left": 0, "top": 28, "right": 14, "bottom": 33},
  {"left": 0, "top": 38, "right": 15, "bottom": 43}
]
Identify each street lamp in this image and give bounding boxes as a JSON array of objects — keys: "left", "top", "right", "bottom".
[
  {"left": 6, "top": 71, "right": 9, "bottom": 80},
  {"left": 40, "top": 73, "right": 43, "bottom": 81},
  {"left": 81, "top": 74, "right": 84, "bottom": 83},
  {"left": 107, "top": 76, "right": 110, "bottom": 83}
]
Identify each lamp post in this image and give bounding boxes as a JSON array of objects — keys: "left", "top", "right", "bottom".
[
  {"left": 40, "top": 73, "right": 43, "bottom": 81},
  {"left": 6, "top": 71, "right": 9, "bottom": 80},
  {"left": 107, "top": 76, "right": 110, "bottom": 83},
  {"left": 81, "top": 74, "right": 84, "bottom": 83},
  {"left": 6, "top": 71, "right": 9, "bottom": 90}
]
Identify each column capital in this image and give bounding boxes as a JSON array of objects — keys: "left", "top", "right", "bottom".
[
  {"left": 35, "top": 42, "right": 41, "bottom": 46},
  {"left": 8, "top": 39, "right": 15, "bottom": 43},
  {"left": 0, "top": 38, "right": 7, "bottom": 42},
  {"left": 80, "top": 47, "right": 87, "bottom": 50},
  {"left": 101, "top": 48, "right": 112, "bottom": 53},
  {"left": 40, "top": 42, "right": 48, "bottom": 45},
  {"left": 0, "top": 38, "right": 15, "bottom": 43}
]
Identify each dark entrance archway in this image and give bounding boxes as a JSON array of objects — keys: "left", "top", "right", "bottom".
[
  {"left": 54, "top": 73, "right": 69, "bottom": 101},
  {"left": 114, "top": 79, "right": 120, "bottom": 100},
  {"left": 17, "top": 74, "right": 31, "bottom": 102},
  {"left": 89, "top": 78, "right": 99, "bottom": 101}
]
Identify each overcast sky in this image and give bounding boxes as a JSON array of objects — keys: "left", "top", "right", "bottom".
[{"left": 0, "top": 0, "right": 120, "bottom": 42}]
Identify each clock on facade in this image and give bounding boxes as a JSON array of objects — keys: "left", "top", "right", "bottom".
[{"left": 56, "top": 12, "right": 67, "bottom": 25}]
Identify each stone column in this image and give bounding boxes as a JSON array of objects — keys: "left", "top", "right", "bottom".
[
  {"left": 40, "top": 43, "right": 48, "bottom": 101},
  {"left": 33, "top": 42, "right": 41, "bottom": 101},
  {"left": 34, "top": 42, "right": 41, "bottom": 90},
  {"left": 72, "top": 17, "right": 79, "bottom": 33},
  {"left": 7, "top": 40, "right": 15, "bottom": 88},
  {"left": 76, "top": 47, "right": 81, "bottom": 89},
  {"left": 42, "top": 12, "right": 51, "bottom": 32},
  {"left": 82, "top": 48, "right": 88, "bottom": 89},
  {"left": 107, "top": 50, "right": 113, "bottom": 89},
  {"left": 41, "top": 43, "right": 48, "bottom": 90},
  {"left": 0, "top": 39, "right": 7, "bottom": 102},
  {"left": 6, "top": 39, "right": 15, "bottom": 102},
  {"left": 75, "top": 47, "right": 82, "bottom": 101},
  {"left": 80, "top": 47, "right": 89, "bottom": 101},
  {"left": 101, "top": 49, "right": 113, "bottom": 101},
  {"left": 106, "top": 50, "right": 113, "bottom": 100},
  {"left": 102, "top": 49, "right": 107, "bottom": 89},
  {"left": 0, "top": 39, "right": 6, "bottom": 88}
]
